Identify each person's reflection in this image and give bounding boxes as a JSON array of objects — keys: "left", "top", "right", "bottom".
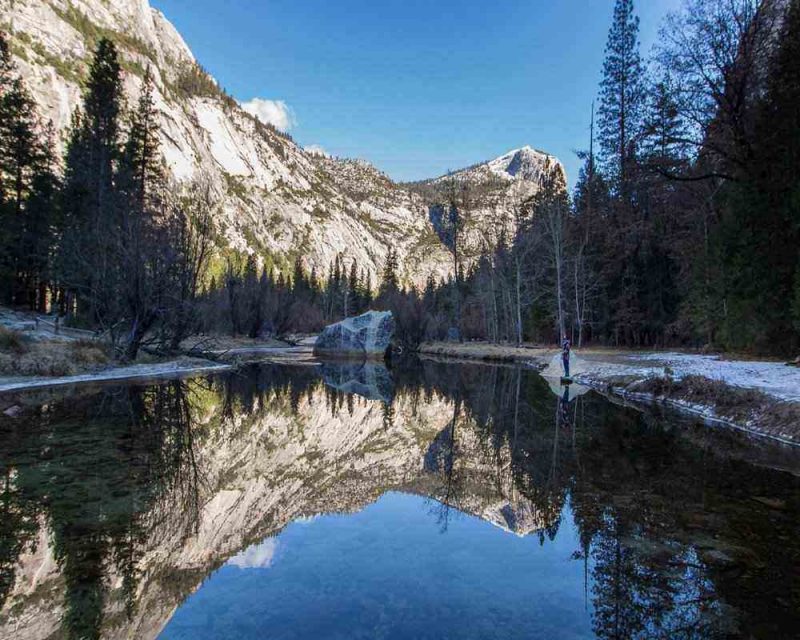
[{"left": 559, "top": 385, "right": 573, "bottom": 429}]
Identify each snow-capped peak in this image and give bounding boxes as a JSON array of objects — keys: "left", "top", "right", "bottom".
[{"left": 485, "top": 145, "right": 560, "bottom": 182}]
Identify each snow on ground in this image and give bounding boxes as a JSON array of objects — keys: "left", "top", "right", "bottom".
[
  {"left": 576, "top": 352, "right": 800, "bottom": 403},
  {"left": 0, "top": 360, "right": 230, "bottom": 394}
]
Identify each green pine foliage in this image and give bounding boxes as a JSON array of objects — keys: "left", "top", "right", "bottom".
[
  {"left": 59, "top": 38, "right": 124, "bottom": 326},
  {"left": 597, "top": 0, "right": 644, "bottom": 194},
  {"left": 380, "top": 248, "right": 400, "bottom": 296},
  {"left": 119, "top": 68, "right": 166, "bottom": 213},
  {"left": 0, "top": 32, "right": 59, "bottom": 309},
  {"left": 716, "top": 0, "right": 800, "bottom": 354}
]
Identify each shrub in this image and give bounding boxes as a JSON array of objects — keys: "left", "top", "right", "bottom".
[
  {"left": 0, "top": 327, "right": 30, "bottom": 354},
  {"left": 69, "top": 340, "right": 111, "bottom": 366}
]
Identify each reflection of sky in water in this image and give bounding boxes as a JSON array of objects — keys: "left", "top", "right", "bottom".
[
  {"left": 228, "top": 538, "right": 279, "bottom": 569},
  {"left": 160, "top": 492, "right": 592, "bottom": 640},
  {"left": 3, "top": 361, "right": 798, "bottom": 640}
]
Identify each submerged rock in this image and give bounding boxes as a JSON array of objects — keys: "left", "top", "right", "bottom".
[{"left": 314, "top": 311, "right": 394, "bottom": 360}]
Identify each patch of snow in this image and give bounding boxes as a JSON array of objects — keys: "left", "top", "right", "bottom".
[
  {"left": 541, "top": 353, "right": 592, "bottom": 379},
  {"left": 0, "top": 360, "right": 230, "bottom": 393},
  {"left": 620, "top": 353, "right": 800, "bottom": 403},
  {"left": 485, "top": 145, "right": 559, "bottom": 181}
]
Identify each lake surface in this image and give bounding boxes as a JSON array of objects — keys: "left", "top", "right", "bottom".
[{"left": 0, "top": 359, "right": 798, "bottom": 639}]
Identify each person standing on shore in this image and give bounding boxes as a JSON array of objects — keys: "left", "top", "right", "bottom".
[{"left": 562, "top": 335, "right": 571, "bottom": 378}]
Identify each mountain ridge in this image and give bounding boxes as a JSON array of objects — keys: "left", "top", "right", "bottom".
[{"left": 1, "top": 0, "right": 566, "bottom": 285}]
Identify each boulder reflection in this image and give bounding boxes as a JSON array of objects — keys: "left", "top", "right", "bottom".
[{"left": 0, "top": 359, "right": 797, "bottom": 639}]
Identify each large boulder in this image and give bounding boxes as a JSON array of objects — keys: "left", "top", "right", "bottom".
[{"left": 313, "top": 311, "right": 394, "bottom": 360}]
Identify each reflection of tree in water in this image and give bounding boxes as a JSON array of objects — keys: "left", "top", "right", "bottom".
[
  {"left": 418, "top": 361, "right": 570, "bottom": 540},
  {"left": 0, "top": 360, "right": 797, "bottom": 639},
  {"left": 0, "top": 364, "right": 370, "bottom": 639},
  {"left": 409, "top": 359, "right": 799, "bottom": 639},
  {"left": 0, "top": 424, "right": 41, "bottom": 614},
  {"left": 424, "top": 395, "right": 464, "bottom": 531},
  {"left": 0, "top": 380, "right": 205, "bottom": 639}
]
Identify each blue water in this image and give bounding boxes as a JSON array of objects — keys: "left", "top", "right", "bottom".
[
  {"left": 2, "top": 360, "right": 798, "bottom": 639},
  {"left": 160, "top": 492, "right": 593, "bottom": 640}
]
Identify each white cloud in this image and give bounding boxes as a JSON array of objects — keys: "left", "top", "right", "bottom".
[
  {"left": 239, "top": 98, "right": 296, "bottom": 132},
  {"left": 228, "top": 538, "right": 278, "bottom": 569},
  {"left": 304, "top": 144, "right": 329, "bottom": 158}
]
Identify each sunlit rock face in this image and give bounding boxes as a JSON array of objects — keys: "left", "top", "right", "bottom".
[
  {"left": 420, "top": 146, "right": 567, "bottom": 262},
  {"left": 1, "top": 0, "right": 564, "bottom": 286}
]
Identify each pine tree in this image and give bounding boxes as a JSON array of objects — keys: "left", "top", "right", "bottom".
[
  {"left": 292, "top": 256, "right": 307, "bottom": 295},
  {"left": 0, "top": 32, "right": 15, "bottom": 208},
  {"left": 641, "top": 77, "right": 687, "bottom": 172},
  {"left": 0, "top": 77, "right": 41, "bottom": 217},
  {"left": 119, "top": 68, "right": 164, "bottom": 215},
  {"left": 364, "top": 271, "right": 373, "bottom": 306},
  {"left": 348, "top": 259, "right": 359, "bottom": 315},
  {"left": 424, "top": 273, "right": 436, "bottom": 308},
  {"left": 117, "top": 67, "right": 171, "bottom": 358},
  {"left": 79, "top": 38, "right": 123, "bottom": 220},
  {"left": 60, "top": 38, "right": 124, "bottom": 323},
  {"left": 380, "top": 248, "right": 399, "bottom": 295},
  {"left": 0, "top": 75, "right": 44, "bottom": 303},
  {"left": 21, "top": 122, "right": 60, "bottom": 311},
  {"left": 721, "top": 0, "right": 800, "bottom": 353},
  {"left": 597, "top": 0, "right": 644, "bottom": 195},
  {"left": 0, "top": 32, "right": 13, "bottom": 86},
  {"left": 242, "top": 254, "right": 262, "bottom": 338}
]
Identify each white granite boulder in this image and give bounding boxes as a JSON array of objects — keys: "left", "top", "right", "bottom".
[{"left": 314, "top": 311, "right": 394, "bottom": 360}]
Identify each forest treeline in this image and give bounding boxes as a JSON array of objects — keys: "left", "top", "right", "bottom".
[
  {"left": 0, "top": 0, "right": 798, "bottom": 358},
  {"left": 0, "top": 35, "right": 215, "bottom": 359},
  {"left": 404, "top": 0, "right": 800, "bottom": 355}
]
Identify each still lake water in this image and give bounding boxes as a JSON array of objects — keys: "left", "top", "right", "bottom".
[{"left": 0, "top": 359, "right": 798, "bottom": 639}]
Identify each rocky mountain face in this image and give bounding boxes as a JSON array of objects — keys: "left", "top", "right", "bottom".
[{"left": 1, "top": 0, "right": 565, "bottom": 285}]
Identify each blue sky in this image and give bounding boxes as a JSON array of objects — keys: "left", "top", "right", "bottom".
[{"left": 153, "top": 0, "right": 682, "bottom": 187}]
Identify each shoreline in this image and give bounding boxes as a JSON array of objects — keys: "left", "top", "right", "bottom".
[
  {"left": 419, "top": 341, "right": 800, "bottom": 446},
  {"left": 1, "top": 337, "right": 797, "bottom": 447},
  {"left": 0, "top": 358, "right": 232, "bottom": 394}
]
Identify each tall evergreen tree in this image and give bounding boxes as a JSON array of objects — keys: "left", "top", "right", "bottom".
[
  {"left": 117, "top": 67, "right": 170, "bottom": 357},
  {"left": 119, "top": 68, "right": 164, "bottom": 213},
  {"left": 720, "top": 0, "right": 800, "bottom": 353},
  {"left": 348, "top": 259, "right": 359, "bottom": 315},
  {"left": 60, "top": 38, "right": 124, "bottom": 323},
  {"left": 292, "top": 256, "right": 308, "bottom": 296},
  {"left": 0, "top": 32, "right": 14, "bottom": 208},
  {"left": 380, "top": 248, "right": 399, "bottom": 296},
  {"left": 0, "top": 79, "right": 42, "bottom": 218},
  {"left": 597, "top": 0, "right": 644, "bottom": 195},
  {"left": 21, "top": 123, "right": 60, "bottom": 311},
  {"left": 0, "top": 48, "right": 49, "bottom": 304}
]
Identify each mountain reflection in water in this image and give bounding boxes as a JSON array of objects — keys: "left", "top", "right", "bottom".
[{"left": 0, "top": 360, "right": 798, "bottom": 639}]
